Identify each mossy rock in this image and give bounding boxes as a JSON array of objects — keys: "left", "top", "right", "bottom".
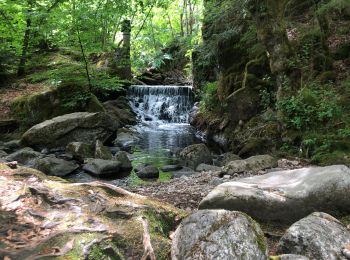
[{"left": 11, "top": 81, "right": 105, "bottom": 128}]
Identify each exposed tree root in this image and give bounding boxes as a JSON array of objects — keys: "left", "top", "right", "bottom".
[{"left": 139, "top": 216, "right": 156, "bottom": 260}]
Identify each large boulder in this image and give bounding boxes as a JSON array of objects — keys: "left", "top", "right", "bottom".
[
  {"left": 222, "top": 154, "right": 278, "bottom": 176},
  {"left": 33, "top": 157, "right": 79, "bottom": 177},
  {"left": 171, "top": 210, "right": 268, "bottom": 260},
  {"left": 83, "top": 159, "right": 121, "bottom": 178},
  {"left": 199, "top": 165, "right": 350, "bottom": 223},
  {"left": 277, "top": 212, "right": 350, "bottom": 259},
  {"left": 21, "top": 112, "right": 118, "bottom": 149},
  {"left": 180, "top": 143, "right": 212, "bottom": 169}
]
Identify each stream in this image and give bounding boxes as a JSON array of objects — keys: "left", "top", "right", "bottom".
[{"left": 69, "top": 85, "right": 200, "bottom": 185}]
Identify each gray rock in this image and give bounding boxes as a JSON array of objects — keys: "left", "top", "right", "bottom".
[
  {"left": 160, "top": 165, "right": 182, "bottom": 172},
  {"left": 137, "top": 165, "right": 159, "bottom": 179},
  {"left": 220, "top": 152, "right": 241, "bottom": 166},
  {"left": 196, "top": 163, "right": 222, "bottom": 172},
  {"left": 33, "top": 157, "right": 79, "bottom": 177},
  {"left": 277, "top": 212, "right": 350, "bottom": 260},
  {"left": 172, "top": 167, "right": 196, "bottom": 178},
  {"left": 21, "top": 112, "right": 118, "bottom": 149},
  {"left": 94, "top": 140, "right": 112, "bottom": 160},
  {"left": 113, "top": 151, "right": 132, "bottom": 170},
  {"left": 0, "top": 150, "right": 8, "bottom": 158},
  {"left": 199, "top": 165, "right": 350, "bottom": 223},
  {"left": 83, "top": 159, "right": 121, "bottom": 178},
  {"left": 171, "top": 210, "right": 268, "bottom": 260},
  {"left": 223, "top": 154, "right": 277, "bottom": 175},
  {"left": 180, "top": 143, "right": 212, "bottom": 169},
  {"left": 113, "top": 128, "right": 140, "bottom": 150},
  {"left": 3, "top": 140, "right": 21, "bottom": 153},
  {"left": 5, "top": 148, "right": 42, "bottom": 165},
  {"left": 66, "top": 142, "right": 93, "bottom": 161},
  {"left": 134, "top": 163, "right": 149, "bottom": 173}
]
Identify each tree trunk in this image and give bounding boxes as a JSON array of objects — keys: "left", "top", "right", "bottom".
[{"left": 17, "top": 17, "right": 31, "bottom": 76}]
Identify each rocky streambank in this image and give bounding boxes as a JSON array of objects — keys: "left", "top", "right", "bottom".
[{"left": 2, "top": 112, "right": 350, "bottom": 259}]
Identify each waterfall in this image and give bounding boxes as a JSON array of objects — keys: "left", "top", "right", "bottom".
[{"left": 128, "top": 85, "right": 194, "bottom": 124}]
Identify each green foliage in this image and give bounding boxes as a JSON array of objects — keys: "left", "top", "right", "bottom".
[
  {"left": 200, "top": 81, "right": 219, "bottom": 112},
  {"left": 90, "top": 70, "right": 125, "bottom": 99},
  {"left": 278, "top": 82, "right": 341, "bottom": 130}
]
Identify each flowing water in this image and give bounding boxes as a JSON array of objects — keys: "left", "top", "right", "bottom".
[
  {"left": 69, "top": 85, "right": 199, "bottom": 184},
  {"left": 127, "top": 85, "right": 199, "bottom": 171}
]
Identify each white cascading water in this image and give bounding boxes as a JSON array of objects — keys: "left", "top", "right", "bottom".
[{"left": 128, "top": 85, "right": 194, "bottom": 124}]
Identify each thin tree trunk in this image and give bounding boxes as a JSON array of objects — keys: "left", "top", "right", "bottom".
[
  {"left": 17, "top": 17, "right": 31, "bottom": 76},
  {"left": 77, "top": 30, "right": 92, "bottom": 91}
]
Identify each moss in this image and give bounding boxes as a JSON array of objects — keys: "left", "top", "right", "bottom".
[
  {"left": 0, "top": 163, "right": 10, "bottom": 170},
  {"left": 340, "top": 215, "right": 350, "bottom": 226},
  {"left": 333, "top": 42, "right": 350, "bottom": 60},
  {"left": 240, "top": 212, "right": 268, "bottom": 254},
  {"left": 11, "top": 82, "right": 104, "bottom": 127},
  {"left": 318, "top": 71, "right": 337, "bottom": 83},
  {"left": 311, "top": 150, "right": 350, "bottom": 166}
]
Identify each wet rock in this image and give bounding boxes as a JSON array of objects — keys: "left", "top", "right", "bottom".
[
  {"left": 113, "top": 151, "right": 132, "bottom": 171},
  {"left": 223, "top": 154, "right": 277, "bottom": 175},
  {"left": 137, "top": 165, "right": 159, "bottom": 179},
  {"left": 33, "top": 157, "right": 79, "bottom": 177},
  {"left": 103, "top": 99, "right": 136, "bottom": 126},
  {"left": 200, "top": 165, "right": 350, "bottom": 223},
  {"left": 5, "top": 148, "right": 42, "bottom": 165},
  {"left": 83, "top": 159, "right": 122, "bottom": 178},
  {"left": 21, "top": 112, "right": 118, "bottom": 149},
  {"left": 94, "top": 140, "right": 113, "bottom": 160},
  {"left": 180, "top": 143, "right": 212, "bottom": 169},
  {"left": 196, "top": 163, "right": 222, "bottom": 172},
  {"left": 171, "top": 210, "right": 268, "bottom": 260},
  {"left": 66, "top": 142, "right": 94, "bottom": 161},
  {"left": 3, "top": 140, "right": 21, "bottom": 153},
  {"left": 277, "top": 212, "right": 350, "bottom": 259},
  {"left": 161, "top": 165, "right": 183, "bottom": 172},
  {"left": 113, "top": 128, "right": 140, "bottom": 150}
]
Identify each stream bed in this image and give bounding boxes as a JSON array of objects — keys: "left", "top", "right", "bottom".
[{"left": 69, "top": 85, "right": 201, "bottom": 185}]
